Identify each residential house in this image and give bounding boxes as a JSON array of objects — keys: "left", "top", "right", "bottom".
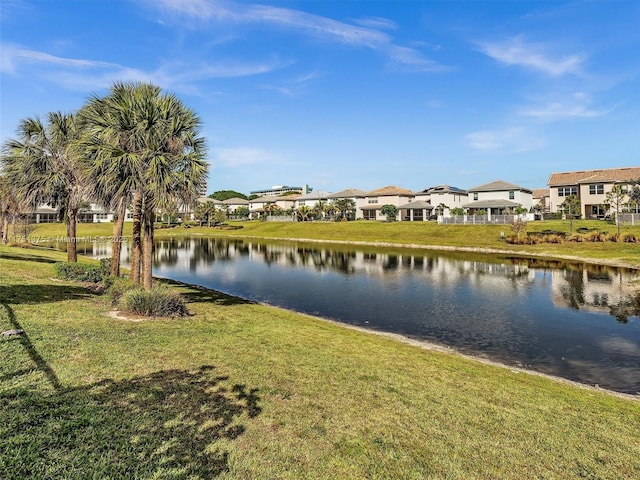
[
  {"left": 295, "top": 190, "right": 331, "bottom": 211},
  {"left": 463, "top": 180, "right": 533, "bottom": 219},
  {"left": 326, "top": 188, "right": 367, "bottom": 219},
  {"left": 414, "top": 185, "right": 468, "bottom": 216},
  {"left": 222, "top": 197, "right": 250, "bottom": 217},
  {"left": 547, "top": 167, "right": 640, "bottom": 219},
  {"left": 361, "top": 186, "right": 415, "bottom": 221},
  {"left": 249, "top": 194, "right": 300, "bottom": 219},
  {"left": 532, "top": 188, "right": 551, "bottom": 214}
]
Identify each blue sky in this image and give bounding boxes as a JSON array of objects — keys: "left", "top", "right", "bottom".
[{"left": 1, "top": 1, "right": 639, "bottom": 195}]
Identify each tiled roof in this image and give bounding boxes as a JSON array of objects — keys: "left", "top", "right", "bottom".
[
  {"left": 222, "top": 197, "right": 249, "bottom": 205},
  {"left": 547, "top": 167, "right": 640, "bottom": 186},
  {"left": 196, "top": 197, "right": 223, "bottom": 204},
  {"left": 398, "top": 200, "right": 435, "bottom": 209},
  {"left": 468, "top": 180, "right": 532, "bottom": 194},
  {"left": 296, "top": 190, "right": 331, "bottom": 200},
  {"left": 532, "top": 188, "right": 550, "bottom": 198},
  {"left": 366, "top": 185, "right": 415, "bottom": 196},
  {"left": 326, "top": 188, "right": 367, "bottom": 199}
]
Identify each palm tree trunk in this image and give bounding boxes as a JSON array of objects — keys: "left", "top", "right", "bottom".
[
  {"left": 110, "top": 200, "right": 127, "bottom": 277},
  {"left": 1, "top": 215, "right": 8, "bottom": 244},
  {"left": 66, "top": 208, "right": 78, "bottom": 263},
  {"left": 142, "top": 206, "right": 155, "bottom": 290},
  {"left": 130, "top": 189, "right": 143, "bottom": 284}
]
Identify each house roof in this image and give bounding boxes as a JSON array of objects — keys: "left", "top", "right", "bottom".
[
  {"left": 547, "top": 167, "right": 640, "bottom": 186},
  {"left": 296, "top": 190, "right": 331, "bottom": 201},
  {"left": 196, "top": 197, "right": 223, "bottom": 204},
  {"left": 532, "top": 188, "right": 550, "bottom": 199},
  {"left": 326, "top": 188, "right": 367, "bottom": 199},
  {"left": 418, "top": 185, "right": 468, "bottom": 195},
  {"left": 366, "top": 185, "right": 415, "bottom": 197},
  {"left": 398, "top": 200, "right": 435, "bottom": 210},
  {"left": 462, "top": 199, "right": 522, "bottom": 209},
  {"left": 222, "top": 197, "right": 249, "bottom": 205},
  {"left": 467, "top": 180, "right": 532, "bottom": 194},
  {"left": 249, "top": 195, "right": 274, "bottom": 203}
]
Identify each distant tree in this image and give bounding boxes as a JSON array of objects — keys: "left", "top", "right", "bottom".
[
  {"left": 233, "top": 206, "right": 249, "bottom": 219},
  {"left": 435, "top": 203, "right": 448, "bottom": 216},
  {"left": 248, "top": 194, "right": 260, "bottom": 200},
  {"left": 296, "top": 205, "right": 312, "bottom": 221},
  {"left": 333, "top": 198, "right": 356, "bottom": 220},
  {"left": 195, "top": 201, "right": 218, "bottom": 227},
  {"left": 605, "top": 185, "right": 627, "bottom": 237},
  {"left": 627, "top": 179, "right": 640, "bottom": 213},
  {"left": 380, "top": 204, "right": 398, "bottom": 222},
  {"left": 514, "top": 206, "right": 528, "bottom": 215},
  {"left": 209, "top": 190, "right": 247, "bottom": 201},
  {"left": 450, "top": 207, "right": 465, "bottom": 216},
  {"left": 561, "top": 194, "right": 581, "bottom": 235},
  {"left": 510, "top": 217, "right": 528, "bottom": 241}
]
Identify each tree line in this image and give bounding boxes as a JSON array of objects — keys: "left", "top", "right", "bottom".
[{"left": 0, "top": 82, "right": 208, "bottom": 290}]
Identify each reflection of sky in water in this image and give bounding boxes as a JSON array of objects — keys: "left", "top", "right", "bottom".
[{"left": 72, "top": 238, "right": 640, "bottom": 394}]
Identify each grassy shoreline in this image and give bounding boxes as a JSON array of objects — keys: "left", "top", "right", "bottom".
[
  {"left": 23, "top": 219, "right": 640, "bottom": 269},
  {"left": 1, "top": 244, "right": 640, "bottom": 478}
]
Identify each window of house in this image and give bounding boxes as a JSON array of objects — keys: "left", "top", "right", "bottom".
[
  {"left": 558, "top": 186, "right": 578, "bottom": 197},
  {"left": 362, "top": 209, "right": 376, "bottom": 220},
  {"left": 589, "top": 184, "right": 604, "bottom": 195},
  {"left": 473, "top": 193, "right": 478, "bottom": 201},
  {"left": 298, "top": 201, "right": 305, "bottom": 206},
  {"left": 368, "top": 197, "right": 378, "bottom": 204},
  {"left": 96, "top": 213, "right": 108, "bottom": 220},
  {"left": 509, "top": 191, "right": 515, "bottom": 200}
]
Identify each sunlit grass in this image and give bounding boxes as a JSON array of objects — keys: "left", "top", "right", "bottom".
[{"left": 1, "top": 245, "right": 640, "bottom": 478}]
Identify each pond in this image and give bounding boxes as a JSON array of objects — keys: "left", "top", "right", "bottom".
[{"left": 74, "top": 236, "right": 640, "bottom": 394}]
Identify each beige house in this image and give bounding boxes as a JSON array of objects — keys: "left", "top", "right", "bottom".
[
  {"left": 547, "top": 167, "right": 640, "bottom": 219},
  {"left": 326, "top": 188, "right": 367, "bottom": 219},
  {"left": 463, "top": 180, "right": 533, "bottom": 217},
  {"left": 532, "top": 188, "right": 551, "bottom": 214},
  {"left": 361, "top": 186, "right": 415, "bottom": 221}
]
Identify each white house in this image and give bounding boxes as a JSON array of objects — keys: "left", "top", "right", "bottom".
[
  {"left": 463, "top": 180, "right": 533, "bottom": 219},
  {"left": 326, "top": 188, "right": 367, "bottom": 219},
  {"left": 414, "top": 185, "right": 468, "bottom": 216}
]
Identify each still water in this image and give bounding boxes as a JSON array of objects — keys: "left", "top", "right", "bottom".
[{"left": 82, "top": 237, "right": 640, "bottom": 394}]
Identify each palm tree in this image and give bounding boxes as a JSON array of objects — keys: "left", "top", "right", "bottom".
[
  {"left": 80, "top": 82, "right": 207, "bottom": 288},
  {"left": 1, "top": 113, "right": 86, "bottom": 262}
]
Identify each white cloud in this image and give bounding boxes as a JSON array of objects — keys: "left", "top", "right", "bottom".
[
  {"left": 465, "top": 126, "right": 545, "bottom": 153},
  {"left": 519, "top": 92, "right": 610, "bottom": 121},
  {"left": 478, "top": 36, "right": 584, "bottom": 76},
  {"left": 141, "top": 0, "right": 446, "bottom": 72},
  {"left": 1, "top": 43, "right": 288, "bottom": 92}
]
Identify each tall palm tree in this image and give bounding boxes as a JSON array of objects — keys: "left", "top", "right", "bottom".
[{"left": 1, "top": 113, "right": 86, "bottom": 262}]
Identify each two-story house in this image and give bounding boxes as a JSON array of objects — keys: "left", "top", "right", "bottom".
[
  {"left": 361, "top": 186, "right": 415, "bottom": 221},
  {"left": 547, "top": 167, "right": 640, "bottom": 219},
  {"left": 463, "top": 180, "right": 533, "bottom": 219}
]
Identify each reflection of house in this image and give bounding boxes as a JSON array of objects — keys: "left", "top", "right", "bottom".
[
  {"left": 547, "top": 167, "right": 640, "bottom": 219},
  {"left": 463, "top": 180, "right": 533, "bottom": 217},
  {"left": 361, "top": 186, "right": 415, "bottom": 221},
  {"left": 326, "top": 188, "right": 367, "bottom": 219}
]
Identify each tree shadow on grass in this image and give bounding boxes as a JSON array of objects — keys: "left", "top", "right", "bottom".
[
  {"left": 160, "top": 279, "right": 256, "bottom": 307},
  {"left": 0, "top": 284, "right": 95, "bottom": 305},
  {"left": 0, "top": 365, "right": 261, "bottom": 479},
  {"left": 0, "top": 250, "right": 60, "bottom": 264}
]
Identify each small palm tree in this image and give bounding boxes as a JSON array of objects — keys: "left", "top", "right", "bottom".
[{"left": 1, "top": 113, "right": 87, "bottom": 262}]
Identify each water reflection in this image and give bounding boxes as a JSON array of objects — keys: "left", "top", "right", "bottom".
[{"left": 62, "top": 238, "right": 640, "bottom": 393}]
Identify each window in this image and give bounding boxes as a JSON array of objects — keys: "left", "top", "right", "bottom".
[
  {"left": 473, "top": 193, "right": 478, "bottom": 201},
  {"left": 368, "top": 197, "right": 378, "bottom": 204},
  {"left": 557, "top": 186, "right": 578, "bottom": 197},
  {"left": 589, "top": 184, "right": 604, "bottom": 195},
  {"left": 508, "top": 191, "right": 515, "bottom": 200},
  {"left": 298, "top": 201, "right": 305, "bottom": 206},
  {"left": 362, "top": 209, "right": 377, "bottom": 220},
  {"left": 96, "top": 213, "right": 108, "bottom": 220}
]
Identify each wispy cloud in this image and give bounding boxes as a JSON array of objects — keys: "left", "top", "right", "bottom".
[
  {"left": 1, "top": 43, "right": 288, "bottom": 92},
  {"left": 142, "top": 0, "right": 447, "bottom": 72},
  {"left": 465, "top": 126, "right": 545, "bottom": 153},
  {"left": 519, "top": 92, "right": 610, "bottom": 121},
  {"left": 477, "top": 36, "right": 584, "bottom": 76}
]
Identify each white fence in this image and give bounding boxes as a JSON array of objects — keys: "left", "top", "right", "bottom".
[
  {"left": 619, "top": 213, "right": 640, "bottom": 225},
  {"left": 439, "top": 214, "right": 533, "bottom": 225}
]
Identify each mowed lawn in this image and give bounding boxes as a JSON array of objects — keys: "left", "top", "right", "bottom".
[{"left": 1, "top": 245, "right": 639, "bottom": 479}]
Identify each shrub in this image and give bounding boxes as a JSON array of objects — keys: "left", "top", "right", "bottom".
[
  {"left": 567, "top": 234, "right": 583, "bottom": 242},
  {"left": 105, "top": 277, "right": 140, "bottom": 306},
  {"left": 544, "top": 234, "right": 564, "bottom": 244},
  {"left": 99, "top": 257, "right": 112, "bottom": 275},
  {"left": 54, "top": 262, "right": 104, "bottom": 282},
  {"left": 584, "top": 231, "right": 605, "bottom": 242},
  {"left": 605, "top": 234, "right": 618, "bottom": 242},
  {"left": 621, "top": 233, "right": 637, "bottom": 243},
  {"left": 121, "top": 286, "right": 189, "bottom": 317}
]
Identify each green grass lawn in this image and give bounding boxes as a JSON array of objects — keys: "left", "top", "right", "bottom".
[{"left": 1, "top": 245, "right": 639, "bottom": 479}]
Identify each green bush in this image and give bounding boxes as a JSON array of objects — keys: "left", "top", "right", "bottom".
[
  {"left": 54, "top": 262, "right": 104, "bottom": 282},
  {"left": 105, "top": 277, "right": 140, "bottom": 306},
  {"left": 121, "top": 286, "right": 189, "bottom": 317}
]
